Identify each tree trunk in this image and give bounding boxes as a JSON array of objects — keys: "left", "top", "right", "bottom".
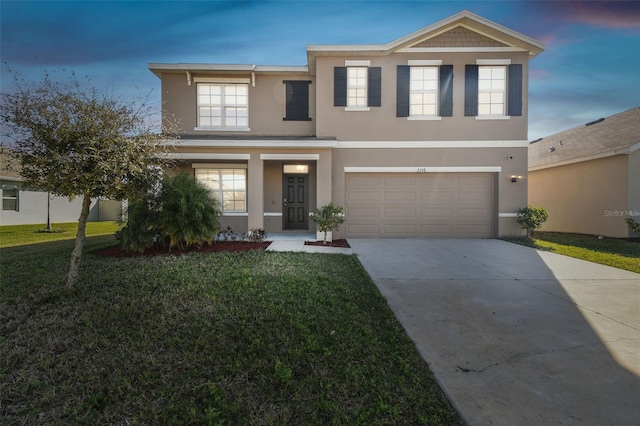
[{"left": 67, "top": 195, "right": 91, "bottom": 287}]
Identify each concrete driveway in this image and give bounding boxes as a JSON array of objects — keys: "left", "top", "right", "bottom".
[{"left": 349, "top": 239, "right": 640, "bottom": 426}]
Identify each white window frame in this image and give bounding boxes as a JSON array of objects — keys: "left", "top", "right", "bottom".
[
  {"left": 195, "top": 167, "right": 247, "bottom": 213},
  {"left": 195, "top": 83, "right": 250, "bottom": 131},
  {"left": 1, "top": 184, "right": 18, "bottom": 211},
  {"left": 477, "top": 65, "right": 506, "bottom": 118},
  {"left": 346, "top": 66, "right": 369, "bottom": 111},
  {"left": 408, "top": 66, "right": 440, "bottom": 120}
]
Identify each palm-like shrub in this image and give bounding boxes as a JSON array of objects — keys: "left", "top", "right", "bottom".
[
  {"left": 157, "top": 173, "right": 222, "bottom": 250},
  {"left": 118, "top": 173, "right": 222, "bottom": 252}
]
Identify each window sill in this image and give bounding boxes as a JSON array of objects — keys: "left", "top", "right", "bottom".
[
  {"left": 475, "top": 115, "right": 511, "bottom": 120},
  {"left": 222, "top": 212, "right": 249, "bottom": 216},
  {"left": 344, "top": 107, "right": 370, "bottom": 112},
  {"left": 407, "top": 116, "right": 442, "bottom": 121},
  {"left": 194, "top": 126, "right": 251, "bottom": 132}
]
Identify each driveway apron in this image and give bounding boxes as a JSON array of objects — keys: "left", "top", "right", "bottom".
[{"left": 349, "top": 238, "right": 640, "bottom": 426}]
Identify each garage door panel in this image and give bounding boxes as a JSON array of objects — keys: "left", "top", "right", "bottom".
[
  {"left": 348, "top": 207, "right": 380, "bottom": 218},
  {"left": 384, "top": 191, "right": 416, "bottom": 202},
  {"left": 421, "top": 191, "right": 454, "bottom": 201},
  {"left": 348, "top": 191, "right": 380, "bottom": 202},
  {"left": 383, "top": 223, "right": 417, "bottom": 235},
  {"left": 346, "top": 172, "right": 494, "bottom": 238},
  {"left": 384, "top": 207, "right": 417, "bottom": 217},
  {"left": 384, "top": 176, "right": 418, "bottom": 186}
]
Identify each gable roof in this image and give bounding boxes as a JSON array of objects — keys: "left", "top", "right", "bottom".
[
  {"left": 528, "top": 107, "right": 640, "bottom": 170},
  {"left": 306, "top": 10, "right": 545, "bottom": 72}
]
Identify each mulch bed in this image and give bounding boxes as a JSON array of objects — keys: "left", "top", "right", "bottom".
[
  {"left": 304, "top": 239, "right": 351, "bottom": 248},
  {"left": 93, "top": 241, "right": 272, "bottom": 258}
]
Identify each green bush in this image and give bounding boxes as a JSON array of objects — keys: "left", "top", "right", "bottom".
[
  {"left": 516, "top": 205, "right": 549, "bottom": 237},
  {"left": 626, "top": 218, "right": 640, "bottom": 236},
  {"left": 118, "top": 173, "right": 222, "bottom": 252}
]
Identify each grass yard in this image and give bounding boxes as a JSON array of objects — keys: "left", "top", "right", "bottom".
[
  {"left": 0, "top": 236, "right": 462, "bottom": 425},
  {"left": 0, "top": 221, "right": 120, "bottom": 248},
  {"left": 502, "top": 232, "right": 640, "bottom": 273}
]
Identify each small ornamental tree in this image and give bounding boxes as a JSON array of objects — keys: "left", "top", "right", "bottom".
[
  {"left": 516, "top": 205, "right": 549, "bottom": 237},
  {"left": 0, "top": 71, "right": 174, "bottom": 287},
  {"left": 310, "top": 202, "right": 345, "bottom": 243}
]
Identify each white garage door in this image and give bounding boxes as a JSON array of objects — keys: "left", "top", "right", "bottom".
[{"left": 345, "top": 173, "right": 494, "bottom": 238}]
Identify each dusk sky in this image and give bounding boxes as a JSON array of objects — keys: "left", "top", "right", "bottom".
[{"left": 1, "top": 0, "right": 638, "bottom": 140}]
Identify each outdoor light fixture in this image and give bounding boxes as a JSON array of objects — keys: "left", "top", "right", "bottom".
[{"left": 511, "top": 175, "right": 523, "bottom": 183}]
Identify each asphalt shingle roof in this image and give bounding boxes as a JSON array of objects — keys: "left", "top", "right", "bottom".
[{"left": 528, "top": 107, "right": 640, "bottom": 169}]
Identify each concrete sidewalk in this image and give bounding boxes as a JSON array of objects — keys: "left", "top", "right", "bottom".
[
  {"left": 265, "top": 233, "right": 354, "bottom": 255},
  {"left": 349, "top": 238, "right": 640, "bottom": 426}
]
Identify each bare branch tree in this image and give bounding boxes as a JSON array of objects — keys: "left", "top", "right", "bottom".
[{"left": 0, "top": 70, "right": 175, "bottom": 287}]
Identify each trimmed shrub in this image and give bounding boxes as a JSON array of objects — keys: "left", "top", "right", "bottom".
[{"left": 516, "top": 205, "right": 549, "bottom": 237}]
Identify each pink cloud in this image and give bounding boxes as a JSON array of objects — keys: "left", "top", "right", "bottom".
[{"left": 554, "top": 1, "right": 640, "bottom": 30}]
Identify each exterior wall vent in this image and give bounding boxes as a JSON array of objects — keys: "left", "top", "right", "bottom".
[{"left": 585, "top": 118, "right": 605, "bottom": 126}]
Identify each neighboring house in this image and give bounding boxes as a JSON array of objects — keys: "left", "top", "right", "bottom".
[
  {"left": 0, "top": 150, "right": 122, "bottom": 226},
  {"left": 528, "top": 108, "right": 640, "bottom": 238},
  {"left": 149, "top": 10, "right": 544, "bottom": 238}
]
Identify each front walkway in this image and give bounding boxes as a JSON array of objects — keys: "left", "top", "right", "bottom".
[{"left": 266, "top": 233, "right": 354, "bottom": 255}]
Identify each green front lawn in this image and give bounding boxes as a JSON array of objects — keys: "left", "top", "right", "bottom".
[
  {"left": 0, "top": 236, "right": 462, "bottom": 425},
  {"left": 0, "top": 221, "right": 120, "bottom": 248},
  {"left": 502, "top": 232, "right": 640, "bottom": 273}
]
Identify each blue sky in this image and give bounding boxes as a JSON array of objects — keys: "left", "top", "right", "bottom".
[{"left": 1, "top": 0, "right": 638, "bottom": 140}]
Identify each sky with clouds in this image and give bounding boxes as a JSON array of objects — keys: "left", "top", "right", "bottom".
[{"left": 1, "top": 0, "right": 638, "bottom": 140}]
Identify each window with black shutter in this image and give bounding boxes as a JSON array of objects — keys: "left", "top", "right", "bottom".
[
  {"left": 396, "top": 65, "right": 410, "bottom": 117},
  {"left": 465, "top": 65, "right": 479, "bottom": 116},
  {"left": 397, "top": 64, "right": 452, "bottom": 118},
  {"left": 507, "top": 64, "right": 523, "bottom": 117},
  {"left": 334, "top": 67, "right": 347, "bottom": 107},
  {"left": 283, "top": 80, "right": 312, "bottom": 121}
]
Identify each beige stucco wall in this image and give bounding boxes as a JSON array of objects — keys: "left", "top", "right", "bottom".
[
  {"left": 528, "top": 155, "right": 630, "bottom": 238},
  {"left": 168, "top": 147, "right": 332, "bottom": 233},
  {"left": 314, "top": 51, "right": 530, "bottom": 141},
  {"left": 330, "top": 146, "right": 528, "bottom": 238},
  {"left": 161, "top": 72, "right": 316, "bottom": 137}
]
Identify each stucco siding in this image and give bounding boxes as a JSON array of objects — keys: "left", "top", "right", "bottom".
[
  {"left": 161, "top": 72, "right": 315, "bottom": 137},
  {"left": 315, "top": 51, "right": 529, "bottom": 141},
  {"left": 528, "top": 155, "right": 630, "bottom": 237}
]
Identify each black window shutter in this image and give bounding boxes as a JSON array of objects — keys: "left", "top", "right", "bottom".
[
  {"left": 465, "top": 65, "right": 479, "bottom": 116},
  {"left": 508, "top": 64, "right": 523, "bottom": 116},
  {"left": 368, "top": 67, "right": 381, "bottom": 107},
  {"left": 396, "top": 65, "right": 410, "bottom": 117},
  {"left": 334, "top": 67, "right": 347, "bottom": 107},
  {"left": 439, "top": 65, "right": 453, "bottom": 117},
  {"left": 284, "top": 80, "right": 311, "bottom": 121}
]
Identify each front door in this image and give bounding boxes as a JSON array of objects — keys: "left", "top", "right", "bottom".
[{"left": 283, "top": 174, "right": 309, "bottom": 229}]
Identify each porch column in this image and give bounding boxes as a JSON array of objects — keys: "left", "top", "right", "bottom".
[
  {"left": 317, "top": 150, "right": 332, "bottom": 207},
  {"left": 248, "top": 153, "right": 264, "bottom": 230}
]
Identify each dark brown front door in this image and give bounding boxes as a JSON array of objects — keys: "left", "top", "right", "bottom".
[{"left": 283, "top": 174, "right": 309, "bottom": 229}]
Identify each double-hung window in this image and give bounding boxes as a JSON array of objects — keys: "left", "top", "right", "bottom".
[
  {"left": 465, "top": 61, "right": 522, "bottom": 118},
  {"left": 334, "top": 61, "right": 381, "bottom": 110},
  {"left": 478, "top": 66, "right": 506, "bottom": 116},
  {"left": 347, "top": 67, "right": 368, "bottom": 108},
  {"left": 195, "top": 167, "right": 247, "bottom": 212},
  {"left": 197, "top": 83, "right": 249, "bottom": 130},
  {"left": 397, "top": 61, "right": 453, "bottom": 118},
  {"left": 1, "top": 184, "right": 18, "bottom": 211},
  {"left": 410, "top": 67, "right": 439, "bottom": 117}
]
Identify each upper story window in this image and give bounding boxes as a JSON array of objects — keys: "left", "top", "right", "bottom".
[
  {"left": 334, "top": 61, "right": 381, "bottom": 110},
  {"left": 195, "top": 167, "right": 247, "bottom": 212},
  {"left": 397, "top": 62, "right": 453, "bottom": 119},
  {"left": 347, "top": 67, "right": 368, "bottom": 108},
  {"left": 478, "top": 66, "right": 506, "bottom": 116},
  {"left": 410, "top": 67, "right": 439, "bottom": 117},
  {"left": 2, "top": 184, "right": 18, "bottom": 211},
  {"left": 197, "top": 83, "right": 249, "bottom": 130},
  {"left": 465, "top": 61, "right": 522, "bottom": 119}
]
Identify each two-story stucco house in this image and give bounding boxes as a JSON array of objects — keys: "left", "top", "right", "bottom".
[{"left": 148, "top": 11, "right": 544, "bottom": 239}]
